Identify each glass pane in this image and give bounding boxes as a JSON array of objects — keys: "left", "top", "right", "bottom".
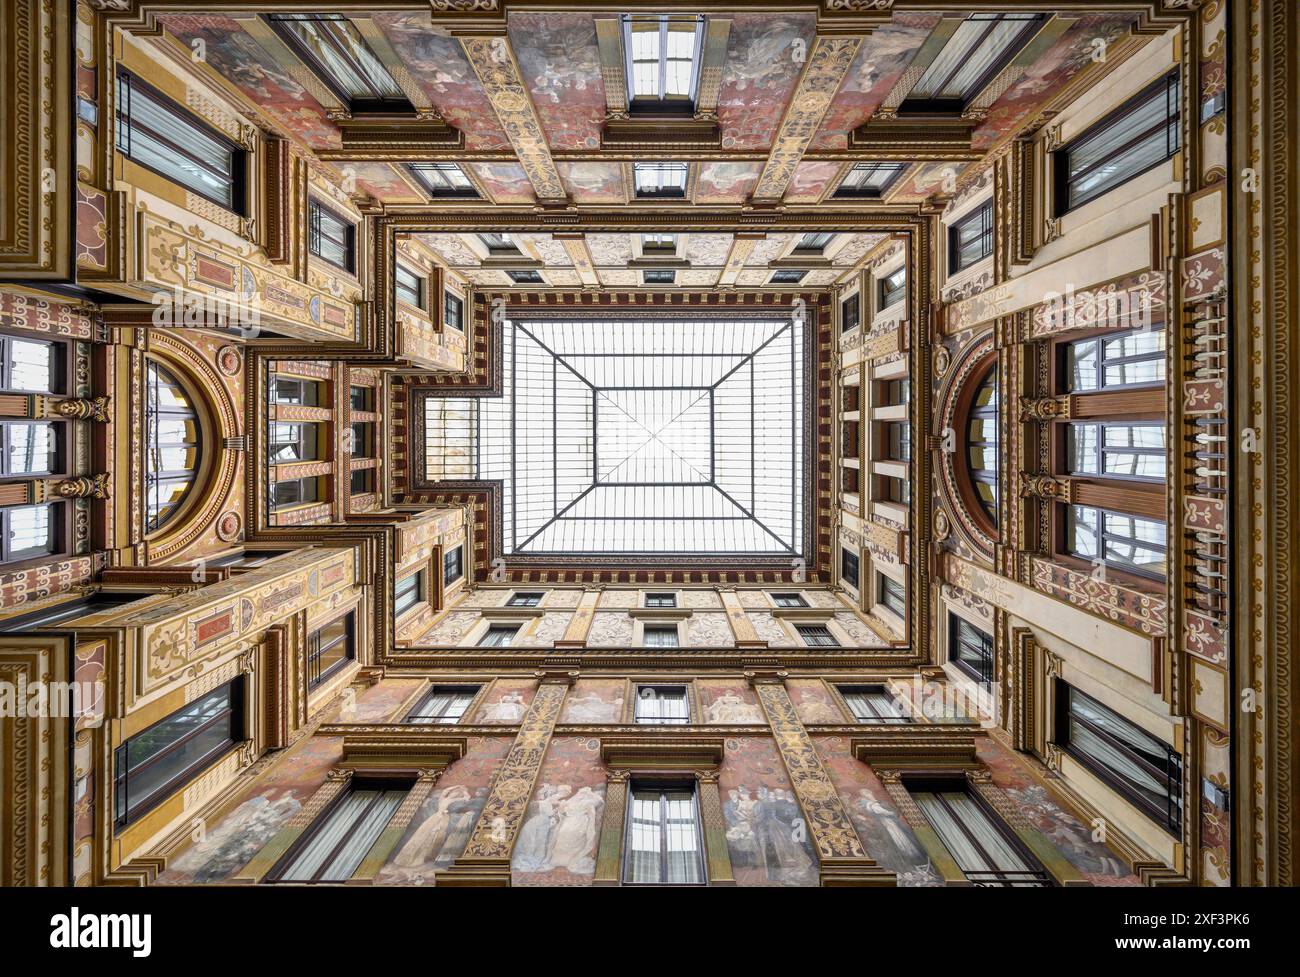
[
  {"left": 5, "top": 339, "right": 56, "bottom": 392},
  {"left": 4, "top": 505, "right": 53, "bottom": 560},
  {"left": 4, "top": 423, "right": 57, "bottom": 475},
  {"left": 627, "top": 791, "right": 663, "bottom": 883}
]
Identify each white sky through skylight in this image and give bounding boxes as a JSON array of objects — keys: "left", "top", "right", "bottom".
[{"left": 424, "top": 315, "right": 805, "bottom": 556}]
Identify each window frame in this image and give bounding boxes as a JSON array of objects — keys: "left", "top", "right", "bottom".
[
  {"left": 394, "top": 569, "right": 425, "bottom": 618},
  {"left": 900, "top": 13, "right": 1045, "bottom": 115},
  {"left": 507, "top": 269, "right": 545, "bottom": 285},
  {"left": 834, "top": 161, "right": 906, "bottom": 199},
  {"left": 0, "top": 420, "right": 65, "bottom": 477},
  {"left": 308, "top": 199, "right": 357, "bottom": 274},
  {"left": 507, "top": 591, "right": 544, "bottom": 607},
  {"left": 769, "top": 269, "right": 807, "bottom": 285},
  {"left": 114, "top": 68, "right": 247, "bottom": 213},
  {"left": 841, "top": 293, "right": 861, "bottom": 333},
  {"left": 145, "top": 359, "right": 203, "bottom": 535},
  {"left": 1064, "top": 503, "right": 1168, "bottom": 580},
  {"left": 1065, "top": 421, "right": 1166, "bottom": 484},
  {"left": 621, "top": 780, "right": 708, "bottom": 886},
  {"left": 0, "top": 502, "right": 64, "bottom": 565},
  {"left": 307, "top": 611, "right": 355, "bottom": 690},
  {"left": 949, "top": 616, "right": 994, "bottom": 687},
  {"left": 404, "top": 685, "right": 480, "bottom": 725},
  {"left": 269, "top": 421, "right": 320, "bottom": 466},
  {"left": 633, "top": 162, "right": 689, "bottom": 199},
  {"left": 1055, "top": 71, "right": 1181, "bottom": 216},
  {"left": 478, "top": 623, "right": 520, "bottom": 648},
  {"left": 841, "top": 547, "right": 860, "bottom": 589},
  {"left": 622, "top": 14, "right": 705, "bottom": 115},
  {"left": 643, "top": 269, "right": 677, "bottom": 285},
  {"left": 838, "top": 684, "right": 911, "bottom": 725},
  {"left": 634, "top": 684, "right": 691, "bottom": 725},
  {"left": 443, "top": 291, "right": 465, "bottom": 331},
  {"left": 1055, "top": 681, "right": 1183, "bottom": 834},
  {"left": 948, "top": 200, "right": 994, "bottom": 274},
  {"left": 771, "top": 592, "right": 808, "bottom": 608},
  {"left": 0, "top": 334, "right": 66, "bottom": 395},
  {"left": 877, "top": 266, "right": 906, "bottom": 311},
  {"left": 113, "top": 678, "right": 244, "bottom": 828},
  {"left": 642, "top": 624, "right": 680, "bottom": 649},
  {"left": 406, "top": 162, "right": 479, "bottom": 199},
  {"left": 272, "top": 476, "right": 320, "bottom": 511},
  {"left": 265, "top": 13, "right": 413, "bottom": 115},
  {"left": 395, "top": 263, "right": 426, "bottom": 311},
  {"left": 644, "top": 592, "right": 677, "bottom": 609},
  {"left": 796, "top": 623, "right": 840, "bottom": 648},
  {"left": 877, "top": 574, "right": 907, "bottom": 617},
  {"left": 442, "top": 545, "right": 464, "bottom": 587}
]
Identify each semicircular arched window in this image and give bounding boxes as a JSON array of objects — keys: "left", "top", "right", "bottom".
[
  {"left": 965, "top": 365, "right": 999, "bottom": 528},
  {"left": 145, "top": 360, "right": 202, "bottom": 534}
]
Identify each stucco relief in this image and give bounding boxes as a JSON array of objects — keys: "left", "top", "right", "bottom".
[
  {"left": 687, "top": 612, "right": 734, "bottom": 647},
  {"left": 585, "top": 611, "right": 634, "bottom": 646},
  {"left": 422, "top": 611, "right": 481, "bottom": 646}
]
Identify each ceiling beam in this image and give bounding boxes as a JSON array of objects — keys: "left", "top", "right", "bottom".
[
  {"left": 554, "top": 233, "right": 602, "bottom": 287},
  {"left": 457, "top": 34, "right": 568, "bottom": 204},
  {"left": 751, "top": 35, "right": 862, "bottom": 203}
]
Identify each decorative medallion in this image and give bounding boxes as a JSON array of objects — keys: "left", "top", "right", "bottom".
[{"left": 216, "top": 510, "right": 242, "bottom": 542}]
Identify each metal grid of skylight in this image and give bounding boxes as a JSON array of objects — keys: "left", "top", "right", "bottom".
[{"left": 424, "top": 315, "right": 804, "bottom": 557}]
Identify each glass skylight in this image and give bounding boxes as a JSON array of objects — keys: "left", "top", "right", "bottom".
[{"left": 424, "top": 315, "right": 805, "bottom": 557}]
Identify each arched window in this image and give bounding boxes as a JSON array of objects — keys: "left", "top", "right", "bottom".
[
  {"left": 145, "top": 360, "right": 201, "bottom": 533},
  {"left": 965, "top": 366, "right": 999, "bottom": 527}
]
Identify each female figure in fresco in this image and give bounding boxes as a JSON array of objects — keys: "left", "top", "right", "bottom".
[
  {"left": 545, "top": 786, "right": 604, "bottom": 874},
  {"left": 514, "top": 784, "right": 572, "bottom": 871},
  {"left": 481, "top": 689, "right": 527, "bottom": 724},
  {"left": 392, "top": 785, "right": 471, "bottom": 868}
]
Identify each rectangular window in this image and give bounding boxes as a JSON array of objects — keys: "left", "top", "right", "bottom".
[
  {"left": 0, "top": 504, "right": 59, "bottom": 563},
  {"left": 1064, "top": 328, "right": 1166, "bottom": 392},
  {"left": 478, "top": 624, "right": 519, "bottom": 648},
  {"left": 795, "top": 231, "right": 834, "bottom": 253},
  {"left": 835, "top": 161, "right": 906, "bottom": 198},
  {"left": 269, "top": 422, "right": 319, "bottom": 464},
  {"left": 349, "top": 467, "right": 374, "bottom": 496},
  {"left": 114, "top": 679, "right": 243, "bottom": 827},
  {"left": 406, "top": 686, "right": 479, "bottom": 725},
  {"left": 307, "top": 612, "right": 354, "bottom": 689},
  {"left": 903, "top": 14, "right": 1043, "bottom": 111},
  {"left": 624, "top": 784, "right": 705, "bottom": 884},
  {"left": 841, "top": 293, "right": 860, "bottom": 333},
  {"left": 643, "top": 625, "right": 679, "bottom": 648},
  {"left": 266, "top": 13, "right": 410, "bottom": 113},
  {"left": 444, "top": 292, "right": 464, "bottom": 331},
  {"left": 624, "top": 15, "right": 703, "bottom": 113},
  {"left": 406, "top": 162, "right": 478, "bottom": 199},
  {"left": 1, "top": 422, "right": 61, "bottom": 476},
  {"left": 1066, "top": 504, "right": 1167, "bottom": 578},
  {"left": 949, "top": 201, "right": 993, "bottom": 273},
  {"left": 885, "top": 476, "right": 911, "bottom": 505},
  {"left": 443, "top": 545, "right": 464, "bottom": 586},
  {"left": 349, "top": 385, "right": 373, "bottom": 412},
  {"left": 272, "top": 477, "right": 319, "bottom": 510},
  {"left": 642, "top": 233, "right": 677, "bottom": 254},
  {"left": 1, "top": 336, "right": 63, "bottom": 394},
  {"left": 839, "top": 685, "right": 910, "bottom": 724},
  {"left": 395, "top": 264, "right": 425, "bottom": 310},
  {"left": 479, "top": 232, "right": 518, "bottom": 254},
  {"left": 769, "top": 269, "right": 806, "bottom": 285},
  {"left": 633, "top": 162, "right": 688, "bottom": 198},
  {"left": 772, "top": 592, "right": 808, "bottom": 608},
  {"left": 912, "top": 784, "right": 1051, "bottom": 886},
  {"left": 269, "top": 782, "right": 408, "bottom": 883},
  {"left": 115, "top": 70, "right": 245, "bottom": 212},
  {"left": 878, "top": 575, "right": 906, "bottom": 617},
  {"left": 635, "top": 685, "right": 690, "bottom": 725},
  {"left": 1067, "top": 422, "right": 1166, "bottom": 482},
  {"left": 884, "top": 378, "right": 910, "bottom": 406},
  {"left": 885, "top": 421, "right": 911, "bottom": 462},
  {"left": 878, "top": 267, "right": 906, "bottom": 310},
  {"left": 841, "top": 547, "right": 860, "bottom": 589},
  {"left": 644, "top": 592, "right": 677, "bottom": 608},
  {"left": 950, "top": 617, "right": 993, "bottom": 686},
  {"left": 308, "top": 200, "right": 356, "bottom": 273},
  {"left": 507, "top": 592, "right": 543, "bottom": 607},
  {"left": 797, "top": 624, "right": 839, "bottom": 648},
  {"left": 507, "top": 269, "right": 544, "bottom": 285},
  {"left": 350, "top": 421, "right": 373, "bottom": 458},
  {"left": 394, "top": 570, "right": 424, "bottom": 618},
  {"left": 643, "top": 269, "right": 676, "bottom": 285},
  {"left": 271, "top": 376, "right": 320, "bottom": 406},
  {"left": 1058, "top": 682, "right": 1182, "bottom": 833},
  {"left": 1058, "top": 72, "right": 1181, "bottom": 214}
]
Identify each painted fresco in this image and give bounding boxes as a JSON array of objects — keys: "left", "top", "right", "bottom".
[
  {"left": 378, "top": 736, "right": 513, "bottom": 884},
  {"left": 696, "top": 162, "right": 762, "bottom": 204},
  {"left": 586, "top": 610, "right": 635, "bottom": 646},
  {"left": 473, "top": 678, "right": 538, "bottom": 724},
  {"left": 783, "top": 161, "right": 842, "bottom": 203},
  {"left": 720, "top": 736, "right": 818, "bottom": 886},
  {"left": 976, "top": 738, "right": 1141, "bottom": 885},
  {"left": 343, "top": 163, "right": 425, "bottom": 205},
  {"left": 372, "top": 13, "right": 512, "bottom": 151},
  {"left": 560, "top": 679, "right": 626, "bottom": 724},
  {"left": 686, "top": 612, "right": 734, "bottom": 647},
  {"left": 972, "top": 14, "right": 1139, "bottom": 153},
  {"left": 815, "top": 736, "right": 943, "bottom": 886},
  {"left": 509, "top": 12, "right": 606, "bottom": 151},
  {"left": 683, "top": 234, "right": 733, "bottom": 266},
  {"left": 696, "top": 679, "right": 765, "bottom": 724},
  {"left": 717, "top": 14, "right": 817, "bottom": 150},
  {"left": 157, "top": 15, "right": 339, "bottom": 149},
  {"left": 511, "top": 736, "right": 607, "bottom": 885},
  {"left": 558, "top": 161, "right": 624, "bottom": 203},
  {"left": 328, "top": 678, "right": 424, "bottom": 724},
  {"left": 156, "top": 735, "right": 343, "bottom": 884},
  {"left": 786, "top": 679, "right": 848, "bottom": 725},
  {"left": 470, "top": 163, "right": 536, "bottom": 204},
  {"left": 811, "top": 13, "right": 942, "bottom": 150}
]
